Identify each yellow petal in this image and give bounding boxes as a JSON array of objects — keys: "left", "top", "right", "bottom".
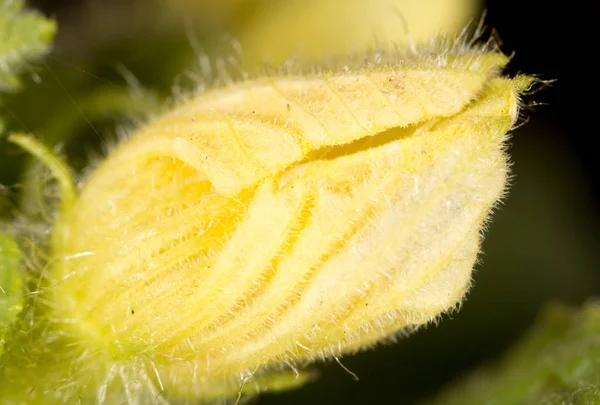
[
  {"left": 77, "top": 51, "right": 506, "bottom": 198},
  {"left": 43, "top": 46, "right": 528, "bottom": 402}
]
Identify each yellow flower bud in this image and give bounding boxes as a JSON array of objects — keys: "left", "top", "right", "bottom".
[{"left": 25, "top": 44, "right": 529, "bottom": 402}]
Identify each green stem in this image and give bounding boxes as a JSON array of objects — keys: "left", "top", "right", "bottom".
[{"left": 8, "top": 133, "right": 76, "bottom": 214}]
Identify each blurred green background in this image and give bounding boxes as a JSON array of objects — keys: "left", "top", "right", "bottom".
[{"left": 1, "top": 0, "right": 598, "bottom": 404}]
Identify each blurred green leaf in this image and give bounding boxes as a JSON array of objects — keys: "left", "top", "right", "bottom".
[
  {"left": 0, "top": 0, "right": 55, "bottom": 92},
  {"left": 0, "top": 232, "right": 22, "bottom": 357},
  {"left": 427, "top": 302, "right": 600, "bottom": 405},
  {"left": 0, "top": 0, "right": 55, "bottom": 136}
]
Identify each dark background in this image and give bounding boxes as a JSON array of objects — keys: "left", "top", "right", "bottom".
[{"left": 3, "top": 0, "right": 599, "bottom": 404}]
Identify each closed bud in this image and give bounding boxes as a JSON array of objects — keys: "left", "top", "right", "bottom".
[{"left": 9, "top": 44, "right": 532, "bottom": 403}]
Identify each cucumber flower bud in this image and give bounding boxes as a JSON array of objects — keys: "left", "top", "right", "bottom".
[{"left": 4, "top": 42, "right": 533, "bottom": 404}]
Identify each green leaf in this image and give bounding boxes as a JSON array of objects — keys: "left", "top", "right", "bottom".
[
  {"left": 0, "top": 232, "right": 22, "bottom": 357},
  {"left": 0, "top": 0, "right": 56, "bottom": 92},
  {"left": 427, "top": 303, "right": 600, "bottom": 405}
]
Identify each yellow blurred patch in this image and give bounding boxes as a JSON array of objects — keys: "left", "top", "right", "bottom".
[{"left": 237, "top": 0, "right": 480, "bottom": 67}]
